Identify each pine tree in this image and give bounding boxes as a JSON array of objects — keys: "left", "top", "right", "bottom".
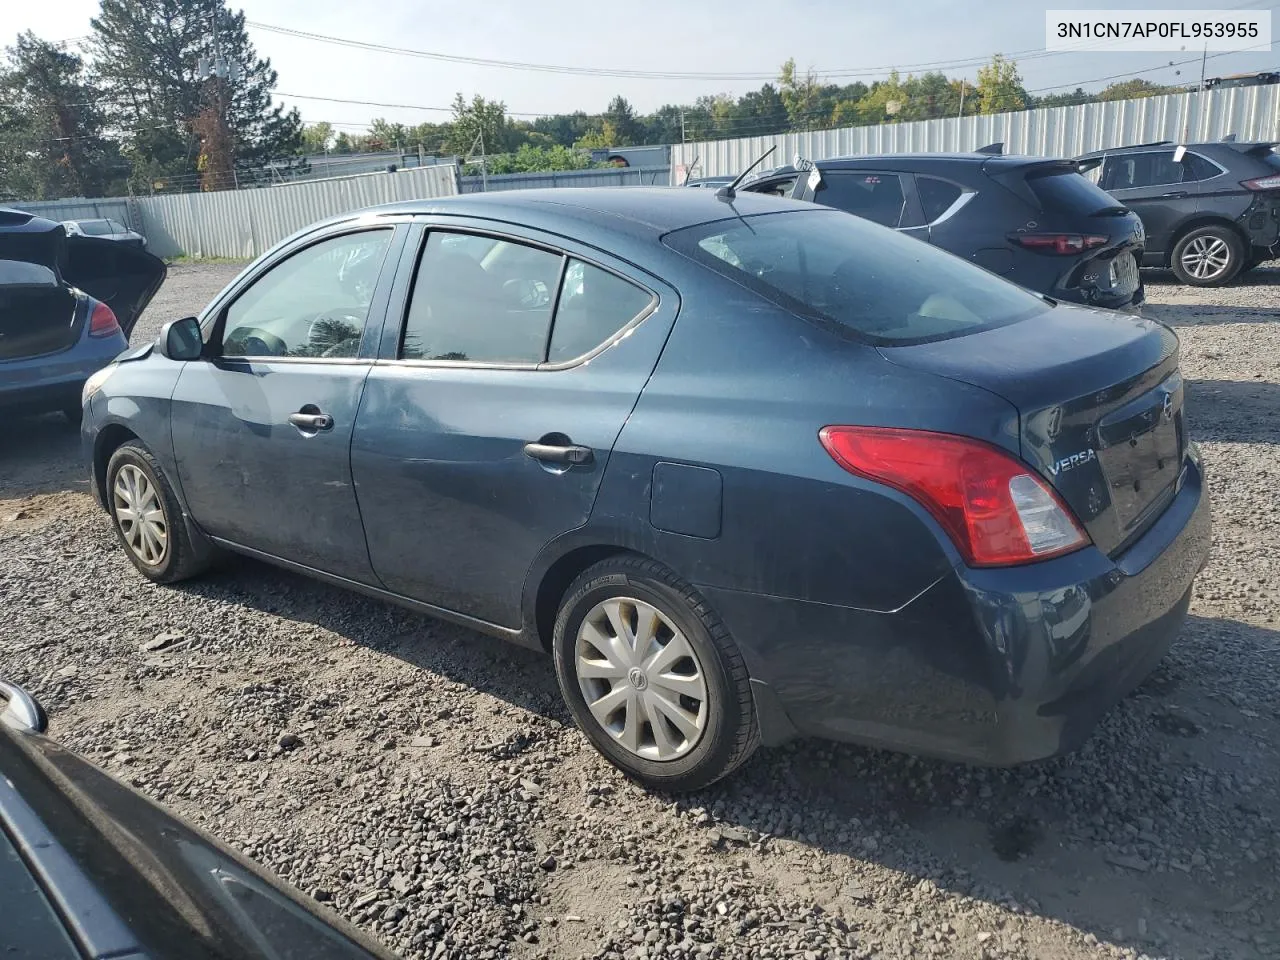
[{"left": 89, "top": 0, "right": 300, "bottom": 191}]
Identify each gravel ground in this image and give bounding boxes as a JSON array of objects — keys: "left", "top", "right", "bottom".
[{"left": 2, "top": 262, "right": 1277, "bottom": 960}]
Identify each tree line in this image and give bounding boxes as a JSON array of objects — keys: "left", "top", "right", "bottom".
[{"left": 0, "top": 0, "right": 1186, "bottom": 201}]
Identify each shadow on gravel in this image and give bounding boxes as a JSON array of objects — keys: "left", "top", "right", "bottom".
[
  {"left": 0, "top": 412, "right": 88, "bottom": 498},
  {"left": 170, "top": 556, "right": 568, "bottom": 723},
  {"left": 680, "top": 613, "right": 1279, "bottom": 960},
  {"left": 159, "top": 551, "right": 1278, "bottom": 959},
  {"left": 1187, "top": 378, "right": 1280, "bottom": 444}
]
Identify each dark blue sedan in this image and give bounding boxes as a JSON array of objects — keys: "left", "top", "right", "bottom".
[{"left": 82, "top": 188, "right": 1211, "bottom": 791}]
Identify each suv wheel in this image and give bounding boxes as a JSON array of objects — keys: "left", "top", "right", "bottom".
[
  {"left": 106, "top": 441, "right": 211, "bottom": 583},
  {"left": 552, "top": 556, "right": 759, "bottom": 792},
  {"left": 1171, "top": 226, "right": 1243, "bottom": 286}
]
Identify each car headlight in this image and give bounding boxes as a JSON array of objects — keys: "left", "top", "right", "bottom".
[{"left": 81, "top": 365, "right": 116, "bottom": 406}]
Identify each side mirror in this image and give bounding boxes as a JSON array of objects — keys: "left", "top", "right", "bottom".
[{"left": 157, "top": 316, "right": 204, "bottom": 361}]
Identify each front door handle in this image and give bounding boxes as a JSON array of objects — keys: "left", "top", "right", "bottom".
[
  {"left": 524, "top": 442, "right": 593, "bottom": 465},
  {"left": 288, "top": 411, "right": 334, "bottom": 431},
  {"left": 1160, "top": 191, "right": 1188, "bottom": 198}
]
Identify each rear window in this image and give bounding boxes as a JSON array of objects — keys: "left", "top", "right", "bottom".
[
  {"left": 664, "top": 210, "right": 1048, "bottom": 345},
  {"left": 77, "top": 220, "right": 113, "bottom": 236},
  {"left": 1029, "top": 170, "right": 1121, "bottom": 214}
]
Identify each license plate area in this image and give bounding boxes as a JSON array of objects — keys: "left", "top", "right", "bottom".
[
  {"left": 1109, "top": 253, "right": 1139, "bottom": 295},
  {"left": 1095, "top": 372, "right": 1183, "bottom": 534}
]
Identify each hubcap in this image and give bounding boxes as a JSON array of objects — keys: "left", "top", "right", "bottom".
[
  {"left": 1182, "top": 236, "right": 1231, "bottom": 281},
  {"left": 575, "top": 597, "right": 708, "bottom": 761},
  {"left": 112, "top": 464, "right": 167, "bottom": 566}
]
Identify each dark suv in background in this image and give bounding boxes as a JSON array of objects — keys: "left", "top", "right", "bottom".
[
  {"left": 1075, "top": 140, "right": 1280, "bottom": 286},
  {"left": 741, "top": 152, "right": 1146, "bottom": 310}
]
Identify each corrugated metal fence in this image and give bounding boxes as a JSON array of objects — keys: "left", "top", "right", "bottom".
[
  {"left": 16, "top": 164, "right": 459, "bottom": 260},
  {"left": 459, "top": 165, "right": 670, "bottom": 192},
  {"left": 670, "top": 85, "right": 1280, "bottom": 181}
]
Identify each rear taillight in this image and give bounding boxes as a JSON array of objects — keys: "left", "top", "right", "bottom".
[
  {"left": 88, "top": 301, "right": 120, "bottom": 338},
  {"left": 1010, "top": 233, "right": 1109, "bottom": 255},
  {"left": 1240, "top": 175, "right": 1280, "bottom": 191},
  {"left": 819, "top": 426, "right": 1089, "bottom": 567}
]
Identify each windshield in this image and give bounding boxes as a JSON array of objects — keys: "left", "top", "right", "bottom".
[
  {"left": 78, "top": 220, "right": 114, "bottom": 236},
  {"left": 664, "top": 209, "right": 1049, "bottom": 344}
]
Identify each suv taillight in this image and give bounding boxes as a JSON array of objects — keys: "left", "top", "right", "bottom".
[
  {"left": 819, "top": 426, "right": 1089, "bottom": 567},
  {"left": 1010, "top": 233, "right": 1109, "bottom": 255},
  {"left": 1241, "top": 175, "right": 1280, "bottom": 191},
  {"left": 88, "top": 301, "right": 121, "bottom": 338}
]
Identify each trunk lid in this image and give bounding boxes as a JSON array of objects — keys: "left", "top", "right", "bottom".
[
  {"left": 0, "top": 207, "right": 165, "bottom": 339},
  {"left": 879, "top": 304, "right": 1185, "bottom": 556},
  {"left": 63, "top": 236, "right": 166, "bottom": 338}
]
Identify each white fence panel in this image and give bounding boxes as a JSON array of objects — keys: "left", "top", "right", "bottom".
[
  {"left": 671, "top": 86, "right": 1280, "bottom": 181},
  {"left": 136, "top": 164, "right": 459, "bottom": 259}
]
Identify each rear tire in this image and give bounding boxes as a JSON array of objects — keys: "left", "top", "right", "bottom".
[
  {"left": 552, "top": 556, "right": 759, "bottom": 792},
  {"left": 105, "top": 441, "right": 211, "bottom": 584},
  {"left": 1170, "top": 226, "right": 1244, "bottom": 286}
]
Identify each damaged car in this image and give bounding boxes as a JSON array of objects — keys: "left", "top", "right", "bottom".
[{"left": 0, "top": 208, "right": 165, "bottom": 423}]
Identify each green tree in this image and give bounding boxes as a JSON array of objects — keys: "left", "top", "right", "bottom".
[
  {"left": 89, "top": 0, "right": 301, "bottom": 191},
  {"left": 975, "top": 54, "right": 1027, "bottom": 114},
  {"left": 1097, "top": 78, "right": 1180, "bottom": 101},
  {"left": 779, "top": 58, "right": 823, "bottom": 129},
  {"left": 0, "top": 32, "right": 122, "bottom": 199},
  {"left": 485, "top": 143, "right": 601, "bottom": 174},
  {"left": 602, "top": 95, "right": 640, "bottom": 146},
  {"left": 301, "top": 121, "right": 334, "bottom": 153},
  {"left": 1034, "top": 87, "right": 1094, "bottom": 108},
  {"left": 446, "top": 93, "right": 510, "bottom": 156}
]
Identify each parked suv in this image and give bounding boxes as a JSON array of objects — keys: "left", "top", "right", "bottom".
[
  {"left": 741, "top": 152, "right": 1146, "bottom": 310},
  {"left": 1075, "top": 140, "right": 1280, "bottom": 286}
]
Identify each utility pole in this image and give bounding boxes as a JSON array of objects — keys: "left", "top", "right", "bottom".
[
  {"left": 680, "top": 109, "right": 687, "bottom": 144},
  {"left": 1183, "top": 43, "right": 1209, "bottom": 143},
  {"left": 957, "top": 80, "right": 965, "bottom": 119}
]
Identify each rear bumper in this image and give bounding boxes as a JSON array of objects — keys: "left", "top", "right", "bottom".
[
  {"left": 0, "top": 335, "right": 126, "bottom": 416},
  {"left": 702, "top": 455, "right": 1211, "bottom": 765}
]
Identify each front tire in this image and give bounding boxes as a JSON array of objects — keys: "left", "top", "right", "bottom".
[
  {"left": 552, "top": 556, "right": 759, "bottom": 792},
  {"left": 105, "top": 441, "right": 210, "bottom": 584},
  {"left": 1171, "top": 226, "right": 1244, "bottom": 286}
]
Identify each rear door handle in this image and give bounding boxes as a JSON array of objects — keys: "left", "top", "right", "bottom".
[
  {"left": 288, "top": 411, "right": 334, "bottom": 431},
  {"left": 1160, "top": 191, "right": 1188, "bottom": 198},
  {"left": 524, "top": 442, "right": 593, "bottom": 465}
]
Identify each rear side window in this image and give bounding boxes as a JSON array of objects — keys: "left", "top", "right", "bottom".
[
  {"left": 916, "top": 177, "right": 963, "bottom": 222},
  {"left": 402, "top": 232, "right": 561, "bottom": 363},
  {"left": 401, "top": 233, "right": 652, "bottom": 365},
  {"left": 1183, "top": 153, "right": 1221, "bottom": 181},
  {"left": 1102, "top": 151, "right": 1182, "bottom": 190},
  {"left": 549, "top": 260, "right": 653, "bottom": 362},
  {"left": 1029, "top": 170, "right": 1122, "bottom": 214},
  {"left": 814, "top": 173, "right": 907, "bottom": 227},
  {"left": 665, "top": 210, "right": 1048, "bottom": 345}
]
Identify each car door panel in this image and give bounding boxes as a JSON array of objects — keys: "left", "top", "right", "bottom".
[
  {"left": 352, "top": 219, "right": 680, "bottom": 628},
  {"left": 171, "top": 224, "right": 406, "bottom": 583},
  {"left": 1100, "top": 151, "right": 1198, "bottom": 258}
]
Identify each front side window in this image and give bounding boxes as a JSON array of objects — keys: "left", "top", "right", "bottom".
[
  {"left": 221, "top": 229, "right": 392, "bottom": 359},
  {"left": 401, "top": 232, "right": 562, "bottom": 363},
  {"left": 814, "top": 172, "right": 908, "bottom": 227},
  {"left": 665, "top": 209, "right": 1048, "bottom": 345}
]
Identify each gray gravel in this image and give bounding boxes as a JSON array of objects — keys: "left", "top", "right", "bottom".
[{"left": 1, "top": 263, "right": 1277, "bottom": 960}]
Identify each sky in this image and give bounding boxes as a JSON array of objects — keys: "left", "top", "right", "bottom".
[{"left": 1, "top": 0, "right": 1276, "bottom": 132}]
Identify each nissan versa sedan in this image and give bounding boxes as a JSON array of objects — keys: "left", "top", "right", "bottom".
[{"left": 82, "top": 189, "right": 1211, "bottom": 791}]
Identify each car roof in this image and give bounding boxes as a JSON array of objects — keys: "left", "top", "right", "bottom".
[
  {"left": 1076, "top": 141, "right": 1277, "bottom": 160},
  {"left": 752, "top": 153, "right": 1067, "bottom": 177},
  {"left": 352, "top": 187, "right": 816, "bottom": 236}
]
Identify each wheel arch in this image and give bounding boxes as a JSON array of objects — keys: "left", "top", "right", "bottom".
[
  {"left": 92, "top": 423, "right": 140, "bottom": 507},
  {"left": 1165, "top": 215, "right": 1249, "bottom": 267},
  {"left": 528, "top": 541, "right": 639, "bottom": 653}
]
